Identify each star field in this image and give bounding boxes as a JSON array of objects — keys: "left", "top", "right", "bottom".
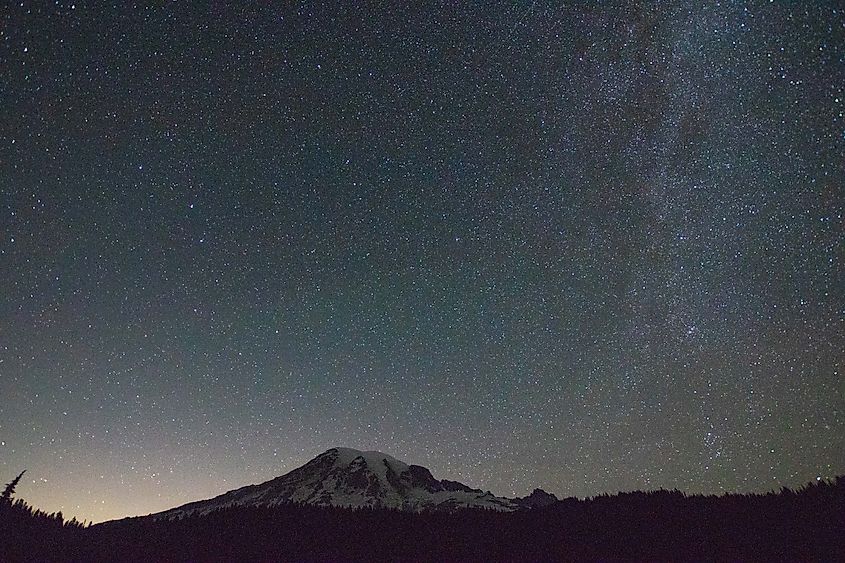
[{"left": 1, "top": 2, "right": 843, "bottom": 523}]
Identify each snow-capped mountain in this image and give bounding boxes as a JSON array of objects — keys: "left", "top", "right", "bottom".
[{"left": 155, "top": 447, "right": 557, "bottom": 518}]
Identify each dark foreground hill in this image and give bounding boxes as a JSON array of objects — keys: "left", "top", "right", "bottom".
[{"left": 2, "top": 477, "right": 844, "bottom": 562}]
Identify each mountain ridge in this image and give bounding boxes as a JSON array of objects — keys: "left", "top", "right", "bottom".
[{"left": 154, "top": 447, "right": 557, "bottom": 518}]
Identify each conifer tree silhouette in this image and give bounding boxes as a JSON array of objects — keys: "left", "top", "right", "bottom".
[{"left": 1, "top": 470, "right": 26, "bottom": 503}]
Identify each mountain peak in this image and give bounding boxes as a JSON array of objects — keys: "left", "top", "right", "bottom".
[
  {"left": 515, "top": 488, "right": 559, "bottom": 508},
  {"left": 323, "top": 447, "right": 409, "bottom": 472},
  {"left": 156, "top": 447, "right": 555, "bottom": 518}
]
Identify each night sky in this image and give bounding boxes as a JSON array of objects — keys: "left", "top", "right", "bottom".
[{"left": 1, "top": 1, "right": 843, "bottom": 523}]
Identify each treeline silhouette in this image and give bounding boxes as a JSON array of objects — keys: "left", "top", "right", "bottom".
[
  {"left": 0, "top": 471, "right": 86, "bottom": 562},
  {"left": 2, "top": 474, "right": 843, "bottom": 562}
]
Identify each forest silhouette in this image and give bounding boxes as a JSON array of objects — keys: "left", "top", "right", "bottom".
[{"left": 2, "top": 472, "right": 843, "bottom": 561}]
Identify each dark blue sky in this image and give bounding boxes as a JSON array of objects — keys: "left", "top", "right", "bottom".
[{"left": 1, "top": 1, "right": 842, "bottom": 522}]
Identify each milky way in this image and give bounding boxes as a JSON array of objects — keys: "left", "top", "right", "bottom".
[{"left": 1, "top": 2, "right": 842, "bottom": 523}]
